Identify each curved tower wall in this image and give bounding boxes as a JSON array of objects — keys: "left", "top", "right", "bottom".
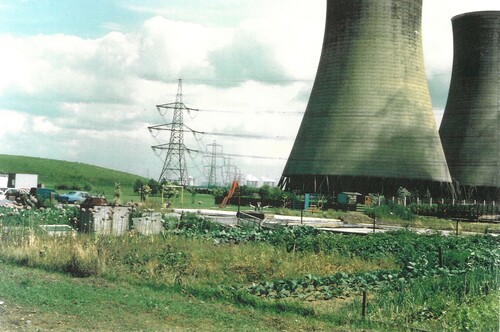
[
  {"left": 280, "top": 0, "right": 451, "bottom": 194},
  {"left": 439, "top": 11, "right": 500, "bottom": 195}
]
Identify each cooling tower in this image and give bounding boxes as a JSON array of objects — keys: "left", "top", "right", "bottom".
[
  {"left": 279, "top": 0, "right": 451, "bottom": 195},
  {"left": 439, "top": 11, "right": 500, "bottom": 199}
]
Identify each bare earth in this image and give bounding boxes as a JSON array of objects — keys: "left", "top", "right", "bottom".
[{"left": 0, "top": 301, "right": 41, "bottom": 331}]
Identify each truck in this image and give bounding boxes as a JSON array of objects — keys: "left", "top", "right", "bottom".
[
  {"left": 0, "top": 174, "right": 7, "bottom": 189},
  {"left": 3, "top": 173, "right": 38, "bottom": 189}
]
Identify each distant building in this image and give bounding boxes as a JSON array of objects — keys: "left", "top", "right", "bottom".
[
  {"left": 245, "top": 174, "right": 260, "bottom": 188},
  {"left": 261, "top": 177, "right": 277, "bottom": 187},
  {"left": 244, "top": 175, "right": 277, "bottom": 188}
]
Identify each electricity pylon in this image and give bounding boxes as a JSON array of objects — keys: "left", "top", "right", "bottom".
[
  {"left": 223, "top": 157, "right": 240, "bottom": 185},
  {"left": 149, "top": 79, "right": 194, "bottom": 186},
  {"left": 204, "top": 141, "right": 223, "bottom": 188}
]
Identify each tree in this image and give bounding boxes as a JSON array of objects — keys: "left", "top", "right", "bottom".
[
  {"left": 240, "top": 185, "right": 258, "bottom": 197},
  {"left": 148, "top": 179, "right": 159, "bottom": 196},
  {"left": 161, "top": 182, "right": 178, "bottom": 207},
  {"left": 133, "top": 179, "right": 143, "bottom": 193},
  {"left": 258, "top": 185, "right": 272, "bottom": 201},
  {"left": 113, "top": 182, "right": 122, "bottom": 205}
]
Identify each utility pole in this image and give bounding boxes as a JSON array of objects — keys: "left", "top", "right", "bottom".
[{"left": 149, "top": 79, "right": 194, "bottom": 186}]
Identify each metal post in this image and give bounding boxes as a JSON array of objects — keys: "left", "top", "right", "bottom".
[
  {"left": 237, "top": 185, "right": 241, "bottom": 218},
  {"left": 439, "top": 247, "right": 444, "bottom": 268},
  {"left": 362, "top": 291, "right": 367, "bottom": 319}
]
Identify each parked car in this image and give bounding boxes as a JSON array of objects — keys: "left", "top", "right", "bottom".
[
  {"left": 58, "top": 191, "right": 90, "bottom": 204},
  {"left": 3, "top": 188, "right": 29, "bottom": 201},
  {"left": 29, "top": 187, "right": 60, "bottom": 203}
]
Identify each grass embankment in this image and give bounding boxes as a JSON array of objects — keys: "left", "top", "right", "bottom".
[
  {"left": 0, "top": 154, "right": 221, "bottom": 207},
  {"left": 0, "top": 213, "right": 498, "bottom": 331},
  {"left": 0, "top": 154, "right": 146, "bottom": 199}
]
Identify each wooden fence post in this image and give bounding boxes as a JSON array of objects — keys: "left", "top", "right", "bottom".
[{"left": 362, "top": 291, "right": 367, "bottom": 319}]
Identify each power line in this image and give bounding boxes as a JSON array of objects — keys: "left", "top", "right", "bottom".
[
  {"left": 151, "top": 124, "right": 295, "bottom": 141},
  {"left": 186, "top": 148, "right": 288, "bottom": 161},
  {"left": 186, "top": 108, "right": 304, "bottom": 115},
  {"left": 221, "top": 152, "right": 288, "bottom": 161},
  {"left": 182, "top": 78, "right": 315, "bottom": 84}
]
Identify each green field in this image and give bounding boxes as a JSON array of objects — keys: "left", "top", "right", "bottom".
[
  {"left": 0, "top": 154, "right": 224, "bottom": 208},
  {"left": 0, "top": 154, "right": 152, "bottom": 202},
  {"left": 0, "top": 154, "right": 147, "bottom": 187}
]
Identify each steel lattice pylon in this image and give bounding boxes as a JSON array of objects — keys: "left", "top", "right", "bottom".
[
  {"left": 204, "top": 140, "right": 223, "bottom": 188},
  {"left": 149, "top": 79, "right": 193, "bottom": 186}
]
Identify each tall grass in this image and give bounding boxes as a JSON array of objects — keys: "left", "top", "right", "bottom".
[
  {"left": 0, "top": 231, "right": 396, "bottom": 288},
  {"left": 372, "top": 267, "right": 499, "bottom": 331},
  {"left": 0, "top": 231, "right": 100, "bottom": 277}
]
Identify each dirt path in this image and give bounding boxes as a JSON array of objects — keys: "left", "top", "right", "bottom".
[{"left": 0, "top": 300, "right": 38, "bottom": 331}]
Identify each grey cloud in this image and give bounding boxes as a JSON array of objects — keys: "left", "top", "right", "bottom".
[
  {"left": 427, "top": 74, "right": 452, "bottom": 109},
  {"left": 208, "top": 32, "right": 292, "bottom": 87},
  {"left": 295, "top": 84, "right": 313, "bottom": 104}
]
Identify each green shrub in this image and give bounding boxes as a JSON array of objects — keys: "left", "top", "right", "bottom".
[
  {"left": 164, "top": 213, "right": 223, "bottom": 233},
  {"left": 365, "top": 203, "right": 415, "bottom": 221}
]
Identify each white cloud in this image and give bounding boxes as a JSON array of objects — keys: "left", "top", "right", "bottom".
[
  {"left": 0, "top": 109, "right": 27, "bottom": 136},
  {"left": 101, "top": 22, "right": 126, "bottom": 33},
  {"left": 238, "top": 1, "right": 325, "bottom": 80},
  {"left": 0, "top": 35, "right": 41, "bottom": 95},
  {"left": 136, "top": 16, "right": 232, "bottom": 82},
  {"left": 32, "top": 116, "right": 60, "bottom": 134},
  {"left": 0, "top": 32, "right": 139, "bottom": 105}
]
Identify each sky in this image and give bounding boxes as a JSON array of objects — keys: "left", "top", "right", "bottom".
[{"left": 0, "top": 0, "right": 499, "bottom": 186}]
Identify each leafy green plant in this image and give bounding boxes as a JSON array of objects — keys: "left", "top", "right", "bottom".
[{"left": 365, "top": 202, "right": 415, "bottom": 221}]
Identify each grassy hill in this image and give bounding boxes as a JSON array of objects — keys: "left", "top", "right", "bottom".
[{"left": 0, "top": 154, "right": 148, "bottom": 197}]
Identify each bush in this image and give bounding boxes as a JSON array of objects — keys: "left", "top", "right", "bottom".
[
  {"left": 365, "top": 203, "right": 415, "bottom": 221},
  {"left": 164, "top": 212, "right": 223, "bottom": 233}
]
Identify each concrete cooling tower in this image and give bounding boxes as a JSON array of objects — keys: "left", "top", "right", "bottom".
[
  {"left": 280, "top": 0, "right": 452, "bottom": 195},
  {"left": 439, "top": 11, "right": 500, "bottom": 200}
]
